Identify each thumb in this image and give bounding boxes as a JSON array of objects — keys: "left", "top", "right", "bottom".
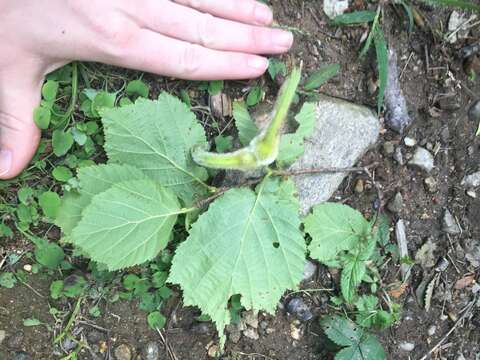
[{"left": 0, "top": 64, "right": 44, "bottom": 179}]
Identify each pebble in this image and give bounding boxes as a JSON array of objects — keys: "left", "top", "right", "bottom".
[
  {"left": 462, "top": 171, "right": 480, "bottom": 188},
  {"left": 443, "top": 209, "right": 461, "bottom": 235},
  {"left": 243, "top": 328, "right": 259, "bottom": 340},
  {"left": 428, "top": 325, "right": 437, "bottom": 336},
  {"left": 142, "top": 341, "right": 159, "bottom": 360},
  {"left": 114, "top": 344, "right": 132, "bottom": 360},
  {"left": 290, "top": 323, "right": 302, "bottom": 340},
  {"left": 354, "top": 179, "right": 364, "bottom": 193},
  {"left": 468, "top": 100, "right": 480, "bottom": 123},
  {"left": 12, "top": 352, "right": 30, "bottom": 360},
  {"left": 387, "top": 192, "right": 404, "bottom": 213},
  {"left": 393, "top": 147, "right": 404, "bottom": 165},
  {"left": 404, "top": 137, "right": 417, "bottom": 147},
  {"left": 23, "top": 264, "right": 32, "bottom": 272},
  {"left": 207, "top": 344, "right": 220, "bottom": 358},
  {"left": 227, "top": 324, "right": 242, "bottom": 343},
  {"left": 467, "top": 190, "right": 477, "bottom": 198},
  {"left": 408, "top": 147, "right": 434, "bottom": 172},
  {"left": 383, "top": 141, "right": 395, "bottom": 155},
  {"left": 243, "top": 311, "right": 258, "bottom": 329},
  {"left": 286, "top": 298, "right": 313, "bottom": 322},
  {"left": 0, "top": 330, "right": 5, "bottom": 345},
  {"left": 399, "top": 342, "right": 415, "bottom": 352},
  {"left": 303, "top": 260, "right": 317, "bottom": 281},
  {"left": 424, "top": 177, "right": 438, "bottom": 193}
]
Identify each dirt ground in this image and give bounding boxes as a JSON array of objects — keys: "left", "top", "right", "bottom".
[{"left": 1, "top": 0, "right": 480, "bottom": 359}]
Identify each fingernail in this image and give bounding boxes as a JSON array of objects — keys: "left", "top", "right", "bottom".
[
  {"left": 0, "top": 150, "right": 12, "bottom": 177},
  {"left": 248, "top": 56, "right": 268, "bottom": 71},
  {"left": 254, "top": 4, "right": 273, "bottom": 25},
  {"left": 273, "top": 30, "right": 294, "bottom": 49}
]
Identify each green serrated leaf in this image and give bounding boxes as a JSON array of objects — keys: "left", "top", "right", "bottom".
[
  {"left": 52, "top": 130, "right": 74, "bottom": 157},
  {"left": 305, "top": 203, "right": 370, "bottom": 264},
  {"left": 147, "top": 311, "right": 166, "bottom": 329},
  {"left": 341, "top": 256, "right": 367, "bottom": 303},
  {"left": 0, "top": 272, "right": 17, "bottom": 289},
  {"left": 38, "top": 191, "right": 61, "bottom": 219},
  {"left": 246, "top": 85, "right": 263, "bottom": 106},
  {"left": 102, "top": 95, "right": 209, "bottom": 203},
  {"left": 42, "top": 80, "right": 59, "bottom": 102},
  {"left": 169, "top": 178, "right": 306, "bottom": 347},
  {"left": 55, "top": 164, "right": 148, "bottom": 238},
  {"left": 332, "top": 11, "right": 377, "bottom": 25},
  {"left": 268, "top": 58, "right": 287, "bottom": 80},
  {"left": 33, "top": 238, "right": 64, "bottom": 269},
  {"left": 34, "top": 106, "right": 51, "bottom": 130},
  {"left": 71, "top": 179, "right": 181, "bottom": 270},
  {"left": 92, "top": 91, "right": 116, "bottom": 117},
  {"left": 374, "top": 28, "right": 388, "bottom": 113},
  {"left": 233, "top": 101, "right": 259, "bottom": 146},
  {"left": 304, "top": 64, "right": 340, "bottom": 91},
  {"left": 277, "top": 102, "right": 316, "bottom": 166},
  {"left": 126, "top": 79, "right": 150, "bottom": 98}
]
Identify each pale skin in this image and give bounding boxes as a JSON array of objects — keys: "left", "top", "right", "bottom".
[{"left": 0, "top": 0, "right": 293, "bottom": 180}]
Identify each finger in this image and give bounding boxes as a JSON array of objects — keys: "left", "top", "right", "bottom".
[
  {"left": 100, "top": 29, "right": 269, "bottom": 80},
  {"left": 140, "top": 0, "right": 293, "bottom": 54},
  {"left": 0, "top": 63, "right": 43, "bottom": 179},
  {"left": 172, "top": 0, "right": 273, "bottom": 26}
]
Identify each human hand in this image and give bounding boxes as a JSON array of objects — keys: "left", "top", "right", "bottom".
[{"left": 0, "top": 0, "right": 293, "bottom": 179}]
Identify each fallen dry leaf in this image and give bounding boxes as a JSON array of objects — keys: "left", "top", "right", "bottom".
[
  {"left": 388, "top": 282, "right": 408, "bottom": 298},
  {"left": 454, "top": 274, "right": 475, "bottom": 290}
]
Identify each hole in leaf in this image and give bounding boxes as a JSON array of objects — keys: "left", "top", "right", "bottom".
[{"left": 273, "top": 242, "right": 280, "bottom": 248}]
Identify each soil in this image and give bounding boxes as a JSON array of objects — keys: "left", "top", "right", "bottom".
[{"left": 1, "top": 1, "right": 480, "bottom": 359}]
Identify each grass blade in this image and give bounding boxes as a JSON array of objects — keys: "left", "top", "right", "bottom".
[
  {"left": 304, "top": 64, "right": 340, "bottom": 91},
  {"left": 332, "top": 10, "right": 377, "bottom": 25},
  {"left": 420, "top": 0, "right": 480, "bottom": 11},
  {"left": 359, "top": 6, "right": 381, "bottom": 59},
  {"left": 374, "top": 28, "right": 388, "bottom": 114}
]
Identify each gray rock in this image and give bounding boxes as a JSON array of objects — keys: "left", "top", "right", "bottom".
[
  {"left": 387, "top": 192, "right": 404, "bottom": 213},
  {"left": 0, "top": 330, "right": 5, "bottom": 345},
  {"left": 290, "top": 96, "right": 379, "bottom": 215},
  {"left": 465, "top": 239, "right": 480, "bottom": 268},
  {"left": 323, "top": 0, "right": 349, "bottom": 19},
  {"left": 428, "top": 325, "right": 437, "bottom": 336},
  {"left": 424, "top": 177, "right": 438, "bottom": 193},
  {"left": 404, "top": 137, "right": 416, "bottom": 147},
  {"left": 242, "top": 311, "right": 258, "bottom": 329},
  {"left": 226, "top": 324, "right": 242, "bottom": 343},
  {"left": 243, "top": 327, "right": 259, "bottom": 340},
  {"left": 383, "top": 141, "right": 395, "bottom": 155},
  {"left": 114, "top": 344, "right": 132, "bottom": 360},
  {"left": 302, "top": 260, "right": 317, "bottom": 281},
  {"left": 385, "top": 49, "right": 413, "bottom": 133},
  {"left": 286, "top": 298, "right": 313, "bottom": 322},
  {"left": 393, "top": 147, "right": 404, "bottom": 165},
  {"left": 408, "top": 147, "right": 434, "bottom": 172},
  {"left": 443, "top": 209, "right": 461, "bottom": 235},
  {"left": 462, "top": 171, "right": 480, "bottom": 188},
  {"left": 399, "top": 342, "right": 415, "bottom": 352},
  {"left": 142, "top": 341, "right": 160, "bottom": 360}
]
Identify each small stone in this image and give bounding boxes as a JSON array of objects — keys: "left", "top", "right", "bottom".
[
  {"left": 424, "top": 177, "right": 438, "bottom": 193},
  {"left": 462, "top": 171, "right": 480, "bottom": 188},
  {"left": 443, "top": 209, "right": 461, "bottom": 235},
  {"left": 243, "top": 328, "right": 259, "bottom": 340},
  {"left": 0, "top": 330, "right": 5, "bottom": 345},
  {"left": 12, "top": 352, "right": 30, "bottom": 360},
  {"left": 266, "top": 328, "right": 275, "bottom": 335},
  {"left": 467, "top": 190, "right": 477, "bottom": 198},
  {"left": 23, "top": 264, "right": 32, "bottom": 272},
  {"left": 399, "top": 342, "right": 415, "bottom": 352},
  {"left": 286, "top": 298, "right": 313, "bottom": 322},
  {"left": 260, "top": 321, "right": 268, "bottom": 329},
  {"left": 354, "top": 179, "right": 364, "bottom": 193},
  {"left": 226, "top": 324, "right": 242, "bottom": 343},
  {"left": 393, "top": 147, "right": 404, "bottom": 165},
  {"left": 207, "top": 344, "right": 220, "bottom": 358},
  {"left": 142, "top": 341, "right": 159, "bottom": 360},
  {"left": 290, "top": 323, "right": 302, "bottom": 340},
  {"left": 303, "top": 260, "right": 317, "bottom": 281},
  {"left": 62, "top": 338, "right": 76, "bottom": 352},
  {"left": 404, "top": 137, "right": 416, "bottom": 147},
  {"left": 427, "top": 325, "right": 437, "bottom": 336},
  {"left": 243, "top": 311, "right": 258, "bottom": 329},
  {"left": 465, "top": 239, "right": 480, "bottom": 268},
  {"left": 114, "top": 344, "right": 132, "bottom": 360},
  {"left": 323, "top": 0, "right": 349, "bottom": 19},
  {"left": 383, "top": 141, "right": 395, "bottom": 155},
  {"left": 409, "top": 147, "right": 434, "bottom": 172},
  {"left": 468, "top": 100, "right": 480, "bottom": 123},
  {"left": 387, "top": 192, "right": 404, "bottom": 213}
]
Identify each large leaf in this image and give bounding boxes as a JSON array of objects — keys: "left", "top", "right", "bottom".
[
  {"left": 321, "top": 315, "right": 386, "bottom": 360},
  {"left": 56, "top": 164, "right": 146, "bottom": 238},
  {"left": 233, "top": 100, "right": 259, "bottom": 146},
  {"left": 71, "top": 179, "right": 181, "bottom": 270},
  {"left": 169, "top": 178, "right": 306, "bottom": 346},
  {"left": 277, "top": 102, "right": 316, "bottom": 166},
  {"left": 304, "top": 203, "right": 370, "bottom": 264},
  {"left": 102, "top": 95, "right": 210, "bottom": 203}
]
